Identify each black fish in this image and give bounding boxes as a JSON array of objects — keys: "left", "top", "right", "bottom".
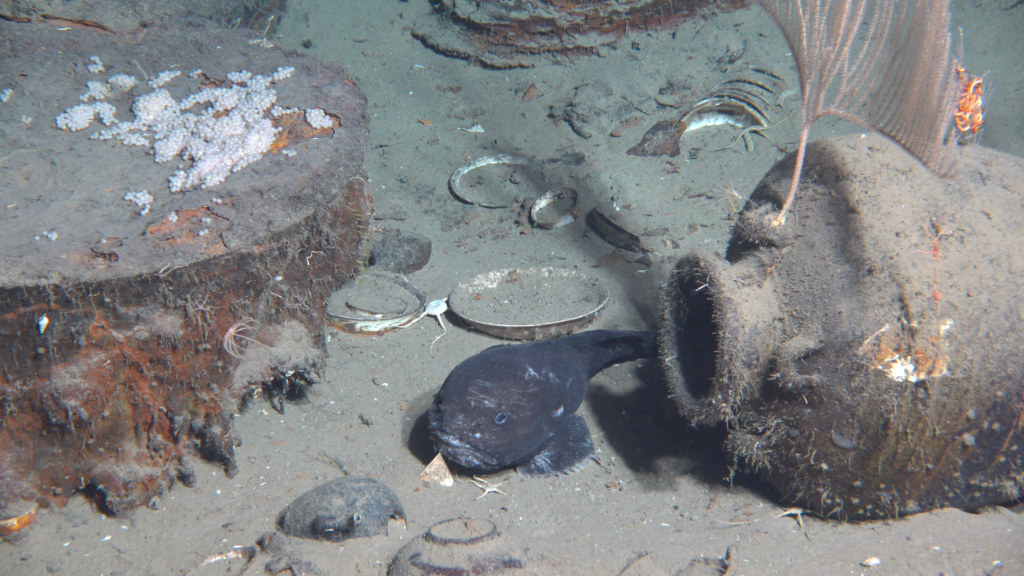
[{"left": 428, "top": 330, "right": 658, "bottom": 476}]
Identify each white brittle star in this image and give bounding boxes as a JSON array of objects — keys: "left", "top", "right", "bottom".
[
  {"left": 776, "top": 507, "right": 823, "bottom": 531},
  {"left": 466, "top": 476, "right": 509, "bottom": 500},
  {"left": 401, "top": 297, "right": 449, "bottom": 355}
]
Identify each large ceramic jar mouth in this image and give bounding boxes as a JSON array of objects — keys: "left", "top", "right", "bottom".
[
  {"left": 663, "top": 264, "right": 720, "bottom": 403},
  {"left": 661, "top": 253, "right": 780, "bottom": 425},
  {"left": 426, "top": 518, "right": 498, "bottom": 546}
]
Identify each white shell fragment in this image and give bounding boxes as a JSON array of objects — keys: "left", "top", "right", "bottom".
[
  {"left": 37, "top": 314, "right": 49, "bottom": 335},
  {"left": 530, "top": 187, "right": 580, "bottom": 230},
  {"left": 457, "top": 123, "right": 484, "bottom": 133},
  {"left": 418, "top": 453, "right": 454, "bottom": 487},
  {"left": 861, "top": 557, "right": 881, "bottom": 567}
]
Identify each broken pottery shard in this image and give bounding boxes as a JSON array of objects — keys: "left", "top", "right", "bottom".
[
  {"left": 585, "top": 208, "right": 654, "bottom": 253},
  {"left": 419, "top": 453, "right": 455, "bottom": 487},
  {"left": 627, "top": 119, "right": 686, "bottom": 157}
]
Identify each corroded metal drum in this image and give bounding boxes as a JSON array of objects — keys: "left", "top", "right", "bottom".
[
  {"left": 413, "top": 0, "right": 748, "bottom": 68},
  {"left": 0, "top": 20, "right": 371, "bottom": 517}
]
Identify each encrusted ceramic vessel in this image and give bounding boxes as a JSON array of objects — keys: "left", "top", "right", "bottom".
[{"left": 661, "top": 133, "right": 1024, "bottom": 519}]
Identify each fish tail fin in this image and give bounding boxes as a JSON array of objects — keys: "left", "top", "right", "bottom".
[
  {"left": 635, "top": 330, "right": 660, "bottom": 358},
  {"left": 578, "top": 329, "right": 659, "bottom": 376}
]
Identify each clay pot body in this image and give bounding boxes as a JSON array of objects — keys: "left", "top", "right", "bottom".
[{"left": 661, "top": 133, "right": 1024, "bottom": 519}]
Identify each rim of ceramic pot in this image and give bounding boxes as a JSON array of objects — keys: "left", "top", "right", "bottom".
[{"left": 425, "top": 518, "right": 498, "bottom": 546}]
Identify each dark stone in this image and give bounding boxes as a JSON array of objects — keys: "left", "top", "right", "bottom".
[
  {"left": 370, "top": 231, "right": 432, "bottom": 273},
  {"left": 278, "top": 477, "right": 405, "bottom": 542}
]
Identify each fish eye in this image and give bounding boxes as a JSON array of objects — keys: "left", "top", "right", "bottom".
[{"left": 493, "top": 412, "right": 509, "bottom": 425}]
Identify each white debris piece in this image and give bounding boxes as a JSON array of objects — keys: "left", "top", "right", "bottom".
[
  {"left": 107, "top": 74, "right": 138, "bottom": 92},
  {"left": 305, "top": 107, "right": 333, "bottom": 129},
  {"left": 0, "top": 88, "right": 12, "bottom": 103},
  {"left": 148, "top": 70, "right": 181, "bottom": 88},
  {"left": 87, "top": 55, "right": 106, "bottom": 74}
]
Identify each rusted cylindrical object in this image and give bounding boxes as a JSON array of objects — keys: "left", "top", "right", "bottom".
[
  {"left": 661, "top": 133, "right": 1024, "bottom": 519},
  {"left": 0, "top": 20, "right": 372, "bottom": 516},
  {"left": 413, "top": 0, "right": 748, "bottom": 68}
]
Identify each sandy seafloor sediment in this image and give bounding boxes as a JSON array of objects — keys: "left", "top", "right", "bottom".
[{"left": 2, "top": 0, "right": 1024, "bottom": 574}]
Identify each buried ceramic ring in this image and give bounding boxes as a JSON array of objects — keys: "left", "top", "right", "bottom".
[
  {"left": 448, "top": 154, "right": 537, "bottom": 209},
  {"left": 530, "top": 187, "right": 580, "bottom": 229},
  {"left": 325, "top": 273, "right": 427, "bottom": 335},
  {"left": 425, "top": 518, "right": 498, "bottom": 546},
  {"left": 446, "top": 267, "right": 609, "bottom": 341}
]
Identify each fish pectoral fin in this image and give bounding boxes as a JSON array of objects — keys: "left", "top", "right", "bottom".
[{"left": 518, "top": 414, "right": 594, "bottom": 477}]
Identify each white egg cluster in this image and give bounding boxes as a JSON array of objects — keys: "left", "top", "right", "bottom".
[
  {"left": 305, "top": 107, "right": 333, "bottom": 130},
  {"left": 107, "top": 74, "right": 138, "bottom": 92},
  {"left": 55, "top": 101, "right": 117, "bottom": 131},
  {"left": 270, "top": 104, "right": 301, "bottom": 117},
  {"left": 148, "top": 70, "right": 181, "bottom": 89},
  {"left": 86, "top": 55, "right": 105, "bottom": 74},
  {"left": 55, "top": 57, "right": 330, "bottom": 194},
  {"left": 79, "top": 80, "right": 112, "bottom": 102},
  {"left": 124, "top": 189, "right": 153, "bottom": 215}
]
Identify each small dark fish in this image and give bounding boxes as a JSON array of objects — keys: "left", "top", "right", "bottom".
[{"left": 428, "top": 330, "right": 658, "bottom": 476}]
